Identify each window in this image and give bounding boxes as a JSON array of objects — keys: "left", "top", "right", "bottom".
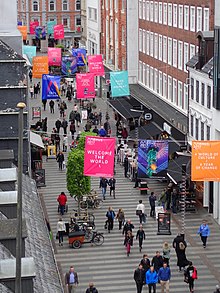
[
  {"left": 195, "top": 118, "right": 199, "bottom": 140},
  {"left": 121, "top": 0, "right": 126, "bottom": 12},
  {"left": 143, "top": 63, "right": 146, "bottom": 85},
  {"left": 204, "top": 8, "right": 209, "bottom": 31},
  {"left": 150, "top": 32, "right": 154, "bottom": 56},
  {"left": 207, "top": 85, "right": 211, "bottom": 109},
  {"left": 143, "top": 30, "right": 146, "bottom": 53},
  {"left": 196, "top": 80, "right": 199, "bottom": 102},
  {"left": 154, "top": 69, "right": 158, "bottom": 92},
  {"left": 33, "top": 0, "right": 39, "bottom": 11},
  {"left": 159, "top": 35, "right": 162, "bottom": 61},
  {"left": 49, "top": 0, "right": 55, "bottom": 11},
  {"left": 190, "top": 44, "right": 195, "bottom": 58},
  {"left": 173, "top": 39, "right": 177, "bottom": 67},
  {"left": 94, "top": 9, "right": 97, "bottom": 21},
  {"left": 173, "top": 4, "right": 177, "bottom": 27},
  {"left": 173, "top": 79, "right": 177, "bottom": 104},
  {"left": 146, "top": 1, "right": 150, "bottom": 20},
  {"left": 163, "top": 74, "right": 167, "bottom": 98},
  {"left": 143, "top": 1, "right": 145, "bottom": 19},
  {"left": 184, "top": 42, "right": 189, "bottom": 72},
  {"left": 159, "top": 2, "right": 162, "bottom": 23},
  {"left": 178, "top": 41, "right": 183, "bottom": 70},
  {"left": 178, "top": 5, "right": 183, "bottom": 28},
  {"left": 163, "top": 3, "right": 167, "bottom": 25},
  {"left": 106, "top": 0, "right": 108, "bottom": 10},
  {"left": 190, "top": 115, "right": 194, "bottom": 136},
  {"left": 62, "top": 0, "right": 68, "bottom": 11},
  {"left": 139, "top": 29, "right": 143, "bottom": 52},
  {"left": 62, "top": 17, "right": 69, "bottom": 27},
  {"left": 184, "top": 84, "right": 188, "bottom": 110},
  {"left": 146, "top": 65, "right": 150, "bottom": 86},
  {"left": 154, "top": 2, "right": 158, "bottom": 22},
  {"left": 184, "top": 6, "right": 189, "bottom": 30},
  {"left": 191, "top": 78, "right": 194, "bottom": 99},
  {"left": 139, "top": 61, "right": 143, "bottom": 83},
  {"left": 76, "top": 15, "right": 81, "bottom": 26},
  {"left": 150, "top": 67, "right": 154, "bottom": 89},
  {"left": 207, "top": 125, "right": 210, "bottom": 140},
  {"left": 159, "top": 71, "right": 163, "bottom": 95},
  {"left": 190, "top": 7, "right": 195, "bottom": 31},
  {"left": 88, "top": 8, "right": 92, "bottom": 19},
  {"left": 201, "top": 122, "right": 204, "bottom": 140},
  {"left": 197, "top": 7, "right": 202, "bottom": 31},
  {"left": 122, "top": 26, "right": 125, "bottom": 45},
  {"left": 163, "top": 36, "right": 167, "bottom": 62},
  {"left": 114, "top": 0, "right": 118, "bottom": 12},
  {"left": 168, "top": 38, "right": 172, "bottom": 65},
  {"left": 178, "top": 81, "right": 183, "bottom": 108},
  {"left": 139, "top": 0, "right": 143, "bottom": 19},
  {"left": 146, "top": 31, "right": 150, "bottom": 54},
  {"left": 76, "top": 0, "right": 80, "bottom": 10},
  {"left": 154, "top": 33, "right": 158, "bottom": 59},
  {"left": 168, "top": 76, "right": 172, "bottom": 101},
  {"left": 168, "top": 4, "right": 172, "bottom": 26},
  {"left": 150, "top": 1, "right": 154, "bottom": 21},
  {"left": 201, "top": 83, "right": 205, "bottom": 105}
]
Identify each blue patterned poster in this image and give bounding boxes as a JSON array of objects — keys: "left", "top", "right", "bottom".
[
  {"left": 35, "top": 26, "right": 46, "bottom": 39},
  {"left": 22, "top": 45, "right": 36, "bottom": 64},
  {"left": 72, "top": 48, "right": 87, "bottom": 66},
  {"left": 110, "top": 71, "right": 130, "bottom": 97},
  {"left": 42, "top": 75, "right": 61, "bottom": 100},
  {"left": 61, "top": 56, "right": 77, "bottom": 76}
]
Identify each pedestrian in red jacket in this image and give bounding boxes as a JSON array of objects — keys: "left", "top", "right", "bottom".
[{"left": 57, "top": 192, "right": 67, "bottom": 215}]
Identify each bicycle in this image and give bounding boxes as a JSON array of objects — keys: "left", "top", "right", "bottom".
[{"left": 72, "top": 209, "right": 95, "bottom": 222}]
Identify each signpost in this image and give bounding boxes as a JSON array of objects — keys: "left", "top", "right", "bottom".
[{"left": 157, "top": 213, "right": 171, "bottom": 235}]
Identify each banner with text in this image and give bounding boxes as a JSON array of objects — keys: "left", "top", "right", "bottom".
[
  {"left": 48, "top": 47, "right": 62, "bottom": 66},
  {"left": 84, "top": 136, "right": 116, "bottom": 177},
  {"left": 35, "top": 26, "right": 46, "bottom": 39},
  {"left": 138, "top": 140, "right": 169, "bottom": 178},
  {"left": 61, "top": 56, "right": 77, "bottom": 76},
  {"left": 42, "top": 74, "right": 61, "bottom": 100},
  {"left": 33, "top": 56, "right": 49, "bottom": 79},
  {"left": 192, "top": 141, "right": 220, "bottom": 181},
  {"left": 17, "top": 26, "right": 27, "bottom": 40},
  {"left": 88, "top": 54, "right": 105, "bottom": 76},
  {"left": 23, "top": 45, "right": 36, "bottom": 64},
  {"left": 76, "top": 73, "right": 95, "bottom": 99},
  {"left": 47, "top": 20, "right": 57, "bottom": 35},
  {"left": 30, "top": 21, "right": 39, "bottom": 35},
  {"left": 110, "top": 71, "right": 130, "bottom": 97},
  {"left": 72, "top": 48, "right": 87, "bottom": 66},
  {"left": 54, "top": 24, "right": 64, "bottom": 40}
]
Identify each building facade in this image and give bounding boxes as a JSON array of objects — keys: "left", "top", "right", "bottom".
[
  {"left": 79, "top": 0, "right": 87, "bottom": 48},
  {"left": 17, "top": 0, "right": 82, "bottom": 47}
]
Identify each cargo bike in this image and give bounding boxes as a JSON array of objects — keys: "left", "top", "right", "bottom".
[{"left": 69, "top": 229, "right": 104, "bottom": 249}]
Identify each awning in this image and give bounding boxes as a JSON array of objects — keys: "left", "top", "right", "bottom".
[
  {"left": 167, "top": 155, "right": 191, "bottom": 184},
  {"left": 130, "top": 123, "right": 162, "bottom": 140},
  {"left": 30, "top": 132, "right": 44, "bottom": 149},
  {"left": 108, "top": 98, "right": 141, "bottom": 120}
]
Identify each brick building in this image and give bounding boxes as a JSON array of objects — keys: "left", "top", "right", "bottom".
[{"left": 17, "top": 0, "right": 82, "bottom": 47}]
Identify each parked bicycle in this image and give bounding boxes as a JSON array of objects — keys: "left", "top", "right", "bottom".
[{"left": 69, "top": 230, "right": 104, "bottom": 249}]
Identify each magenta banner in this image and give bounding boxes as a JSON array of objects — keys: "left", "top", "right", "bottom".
[
  {"left": 84, "top": 136, "right": 116, "bottom": 177},
  {"left": 48, "top": 47, "right": 62, "bottom": 66},
  {"left": 88, "top": 55, "right": 105, "bottom": 76},
  {"left": 30, "top": 21, "right": 39, "bottom": 35},
  {"left": 54, "top": 24, "right": 64, "bottom": 40},
  {"left": 76, "top": 73, "right": 95, "bottom": 99}
]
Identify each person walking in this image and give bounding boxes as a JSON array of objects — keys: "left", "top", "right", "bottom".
[
  {"left": 63, "top": 135, "right": 68, "bottom": 152},
  {"left": 197, "top": 219, "right": 210, "bottom": 248},
  {"left": 152, "top": 251, "right": 164, "bottom": 273},
  {"left": 134, "top": 263, "right": 145, "bottom": 293},
  {"left": 214, "top": 285, "right": 220, "bottom": 293},
  {"left": 55, "top": 119, "right": 62, "bottom": 134},
  {"left": 106, "top": 206, "right": 115, "bottom": 233},
  {"left": 49, "top": 100, "right": 55, "bottom": 113},
  {"left": 124, "top": 154, "right": 129, "bottom": 177},
  {"left": 42, "top": 99, "right": 47, "bottom": 111},
  {"left": 57, "top": 192, "right": 67, "bottom": 215},
  {"left": 136, "top": 225, "right": 146, "bottom": 252},
  {"left": 57, "top": 217, "right": 66, "bottom": 246},
  {"left": 149, "top": 192, "right": 157, "bottom": 217},
  {"left": 62, "top": 118, "right": 68, "bottom": 135},
  {"left": 70, "top": 121, "right": 76, "bottom": 140},
  {"left": 124, "top": 230, "right": 134, "bottom": 256},
  {"left": 173, "top": 234, "right": 188, "bottom": 271},
  {"left": 159, "top": 189, "right": 167, "bottom": 208},
  {"left": 98, "top": 125, "right": 107, "bottom": 137},
  {"left": 140, "top": 254, "right": 151, "bottom": 273},
  {"left": 146, "top": 266, "right": 158, "bottom": 293},
  {"left": 34, "top": 83, "right": 38, "bottom": 98},
  {"left": 123, "top": 219, "right": 134, "bottom": 236},
  {"left": 108, "top": 176, "right": 116, "bottom": 198},
  {"left": 29, "top": 69, "right": 33, "bottom": 82},
  {"left": 55, "top": 134, "right": 61, "bottom": 152},
  {"left": 56, "top": 150, "right": 64, "bottom": 170},
  {"left": 99, "top": 177, "right": 108, "bottom": 200},
  {"left": 65, "top": 266, "right": 79, "bottom": 293},
  {"left": 158, "top": 262, "right": 171, "bottom": 293},
  {"left": 29, "top": 85, "right": 34, "bottom": 98},
  {"left": 185, "top": 261, "right": 197, "bottom": 293},
  {"left": 116, "top": 208, "right": 125, "bottom": 230},
  {"left": 136, "top": 200, "right": 146, "bottom": 224},
  {"left": 171, "top": 188, "right": 178, "bottom": 213},
  {"left": 162, "top": 242, "right": 171, "bottom": 266},
  {"left": 75, "top": 111, "right": 81, "bottom": 127},
  {"left": 85, "top": 283, "right": 98, "bottom": 293}
]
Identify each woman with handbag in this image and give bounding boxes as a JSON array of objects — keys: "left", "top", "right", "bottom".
[
  {"left": 116, "top": 208, "right": 125, "bottom": 230},
  {"left": 124, "top": 230, "right": 134, "bottom": 256},
  {"left": 186, "top": 261, "right": 197, "bottom": 293}
]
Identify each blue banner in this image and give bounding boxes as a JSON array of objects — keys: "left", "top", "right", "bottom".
[
  {"left": 61, "top": 56, "right": 77, "bottom": 76},
  {"left": 35, "top": 26, "right": 46, "bottom": 39},
  {"left": 22, "top": 45, "right": 36, "bottom": 64},
  {"left": 47, "top": 20, "right": 57, "bottom": 35},
  {"left": 72, "top": 48, "right": 87, "bottom": 67},
  {"left": 110, "top": 71, "right": 130, "bottom": 97},
  {"left": 42, "top": 75, "right": 61, "bottom": 100}
]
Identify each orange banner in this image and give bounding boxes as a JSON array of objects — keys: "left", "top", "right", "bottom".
[
  {"left": 191, "top": 141, "right": 220, "bottom": 181},
  {"left": 32, "top": 56, "right": 49, "bottom": 79},
  {"left": 17, "top": 26, "right": 27, "bottom": 40}
]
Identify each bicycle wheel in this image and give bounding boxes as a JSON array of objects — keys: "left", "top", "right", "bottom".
[
  {"left": 85, "top": 230, "right": 93, "bottom": 241},
  {"left": 80, "top": 201, "right": 87, "bottom": 209},
  {"left": 93, "top": 234, "right": 104, "bottom": 246},
  {"left": 95, "top": 199, "right": 103, "bottom": 209},
  {"left": 88, "top": 213, "right": 95, "bottom": 222}
]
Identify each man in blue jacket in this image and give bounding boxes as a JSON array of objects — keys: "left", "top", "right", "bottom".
[
  {"left": 197, "top": 219, "right": 210, "bottom": 248},
  {"left": 146, "top": 266, "right": 158, "bottom": 293},
  {"left": 158, "top": 262, "right": 171, "bottom": 293}
]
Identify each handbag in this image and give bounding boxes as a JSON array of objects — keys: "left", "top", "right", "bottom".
[
  {"left": 184, "top": 276, "right": 189, "bottom": 283},
  {"left": 136, "top": 210, "right": 142, "bottom": 216},
  {"left": 192, "top": 268, "right": 198, "bottom": 279}
]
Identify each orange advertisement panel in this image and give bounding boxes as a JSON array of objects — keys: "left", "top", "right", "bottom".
[
  {"left": 32, "top": 56, "right": 49, "bottom": 79},
  {"left": 17, "top": 26, "right": 27, "bottom": 40},
  {"left": 192, "top": 141, "right": 220, "bottom": 181}
]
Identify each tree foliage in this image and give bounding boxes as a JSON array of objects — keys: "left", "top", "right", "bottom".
[{"left": 77, "top": 131, "right": 97, "bottom": 150}]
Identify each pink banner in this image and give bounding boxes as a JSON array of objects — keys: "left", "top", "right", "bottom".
[
  {"left": 54, "top": 24, "right": 64, "bottom": 40},
  {"left": 84, "top": 137, "right": 116, "bottom": 177},
  {"left": 48, "top": 47, "right": 62, "bottom": 66},
  {"left": 88, "top": 55, "right": 105, "bottom": 76},
  {"left": 30, "top": 21, "right": 39, "bottom": 35},
  {"left": 76, "top": 73, "right": 95, "bottom": 99}
]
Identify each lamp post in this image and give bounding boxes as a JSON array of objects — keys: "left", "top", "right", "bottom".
[
  {"left": 15, "top": 102, "right": 26, "bottom": 293},
  {"left": 181, "top": 164, "right": 187, "bottom": 238}
]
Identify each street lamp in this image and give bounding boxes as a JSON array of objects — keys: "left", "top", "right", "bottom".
[
  {"left": 15, "top": 102, "right": 26, "bottom": 293},
  {"left": 181, "top": 164, "right": 187, "bottom": 238}
]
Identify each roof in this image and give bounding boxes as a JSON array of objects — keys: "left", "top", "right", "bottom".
[
  {"left": 0, "top": 168, "right": 16, "bottom": 182},
  {"left": 108, "top": 97, "right": 142, "bottom": 120},
  {"left": 167, "top": 155, "right": 191, "bottom": 184},
  {"left": 129, "top": 123, "right": 162, "bottom": 140},
  {"left": 0, "top": 191, "right": 17, "bottom": 204},
  {"left": 201, "top": 57, "right": 213, "bottom": 76},
  {"left": 0, "top": 40, "right": 24, "bottom": 61},
  {"left": 30, "top": 131, "right": 44, "bottom": 149},
  {"left": 196, "top": 31, "right": 214, "bottom": 40},
  {"left": 0, "top": 219, "right": 27, "bottom": 240},
  {"left": 186, "top": 54, "right": 199, "bottom": 68}
]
